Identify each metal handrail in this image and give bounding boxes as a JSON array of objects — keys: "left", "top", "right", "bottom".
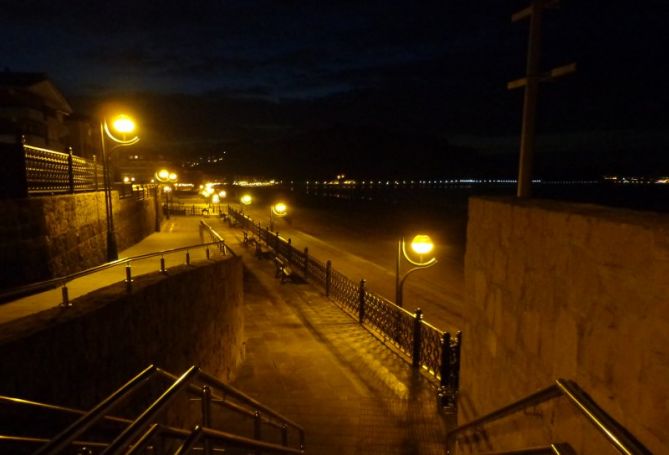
[
  {"left": 0, "top": 396, "right": 131, "bottom": 426},
  {"left": 198, "top": 370, "right": 305, "bottom": 437},
  {"left": 0, "top": 239, "right": 230, "bottom": 303},
  {"left": 446, "top": 378, "right": 651, "bottom": 455},
  {"left": 102, "top": 365, "right": 201, "bottom": 454},
  {"left": 175, "top": 426, "right": 304, "bottom": 455},
  {"left": 36, "top": 364, "right": 158, "bottom": 455}
]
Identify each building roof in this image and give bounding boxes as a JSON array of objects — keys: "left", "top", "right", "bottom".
[{"left": 0, "top": 71, "right": 73, "bottom": 114}]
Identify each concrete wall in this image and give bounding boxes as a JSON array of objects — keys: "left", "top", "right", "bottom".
[
  {"left": 461, "top": 197, "right": 668, "bottom": 454},
  {"left": 0, "top": 190, "right": 160, "bottom": 289},
  {"left": 0, "top": 255, "right": 244, "bottom": 410}
]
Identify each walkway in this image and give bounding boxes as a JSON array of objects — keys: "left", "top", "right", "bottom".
[{"left": 1, "top": 215, "right": 453, "bottom": 454}]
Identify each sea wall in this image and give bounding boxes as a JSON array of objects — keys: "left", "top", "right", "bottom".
[
  {"left": 0, "top": 190, "right": 160, "bottom": 289},
  {"left": 460, "top": 196, "right": 668, "bottom": 454}
]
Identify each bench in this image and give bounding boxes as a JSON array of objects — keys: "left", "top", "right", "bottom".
[
  {"left": 255, "top": 241, "right": 273, "bottom": 260},
  {"left": 273, "top": 256, "right": 294, "bottom": 283}
]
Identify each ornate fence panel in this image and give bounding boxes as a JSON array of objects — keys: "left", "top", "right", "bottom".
[
  {"left": 329, "top": 269, "right": 360, "bottom": 314},
  {"left": 363, "top": 292, "right": 414, "bottom": 356},
  {"left": 420, "top": 321, "right": 445, "bottom": 378},
  {"left": 23, "top": 144, "right": 102, "bottom": 194}
]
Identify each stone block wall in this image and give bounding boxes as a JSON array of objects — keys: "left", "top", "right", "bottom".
[
  {"left": 0, "top": 190, "right": 160, "bottom": 289},
  {"left": 0, "top": 255, "right": 244, "bottom": 410},
  {"left": 461, "top": 196, "right": 668, "bottom": 454}
]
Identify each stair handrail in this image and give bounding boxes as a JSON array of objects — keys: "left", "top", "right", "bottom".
[
  {"left": 36, "top": 364, "right": 158, "bottom": 455},
  {"left": 0, "top": 238, "right": 232, "bottom": 303},
  {"left": 446, "top": 378, "right": 651, "bottom": 455}
]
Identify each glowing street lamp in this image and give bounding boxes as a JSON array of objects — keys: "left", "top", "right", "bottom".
[
  {"left": 101, "top": 114, "right": 140, "bottom": 261},
  {"left": 269, "top": 201, "right": 288, "bottom": 231},
  {"left": 395, "top": 234, "right": 437, "bottom": 307},
  {"left": 240, "top": 194, "right": 253, "bottom": 206}
]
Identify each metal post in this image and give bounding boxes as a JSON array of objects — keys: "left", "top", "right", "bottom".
[
  {"left": 201, "top": 386, "right": 212, "bottom": 455},
  {"left": 205, "top": 246, "right": 210, "bottom": 260},
  {"left": 281, "top": 424, "right": 288, "bottom": 447},
  {"left": 222, "top": 240, "right": 227, "bottom": 256},
  {"left": 67, "top": 147, "right": 75, "bottom": 193},
  {"left": 395, "top": 239, "right": 402, "bottom": 306},
  {"left": 125, "top": 263, "right": 133, "bottom": 291},
  {"left": 60, "top": 285, "right": 71, "bottom": 307},
  {"left": 160, "top": 256, "right": 166, "bottom": 273},
  {"left": 325, "top": 260, "right": 332, "bottom": 297},
  {"left": 412, "top": 308, "right": 423, "bottom": 367},
  {"left": 358, "top": 279, "right": 366, "bottom": 324},
  {"left": 453, "top": 331, "right": 463, "bottom": 395},
  {"left": 186, "top": 250, "right": 191, "bottom": 265},
  {"left": 100, "top": 123, "right": 118, "bottom": 261},
  {"left": 93, "top": 155, "right": 98, "bottom": 191},
  {"left": 254, "top": 410, "right": 262, "bottom": 455},
  {"left": 287, "top": 238, "right": 292, "bottom": 264},
  {"left": 439, "top": 332, "right": 452, "bottom": 407}
]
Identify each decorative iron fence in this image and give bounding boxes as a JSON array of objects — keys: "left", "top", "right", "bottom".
[
  {"left": 228, "top": 206, "right": 462, "bottom": 408},
  {"left": 24, "top": 144, "right": 102, "bottom": 194}
]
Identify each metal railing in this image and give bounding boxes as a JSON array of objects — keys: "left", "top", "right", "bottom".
[
  {"left": 24, "top": 143, "right": 103, "bottom": 194},
  {"left": 446, "top": 378, "right": 651, "bottom": 455},
  {"left": 227, "top": 206, "right": 462, "bottom": 407},
  {"left": 0, "top": 222, "right": 234, "bottom": 307},
  {"left": 0, "top": 364, "right": 305, "bottom": 454}
]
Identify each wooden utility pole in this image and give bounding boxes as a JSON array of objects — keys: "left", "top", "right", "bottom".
[{"left": 509, "top": 0, "right": 575, "bottom": 198}]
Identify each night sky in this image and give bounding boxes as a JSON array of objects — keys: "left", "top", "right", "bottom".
[{"left": 2, "top": 1, "right": 667, "bottom": 178}]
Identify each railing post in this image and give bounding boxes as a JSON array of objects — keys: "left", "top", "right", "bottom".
[
  {"left": 281, "top": 424, "right": 288, "bottom": 447},
  {"left": 221, "top": 239, "right": 227, "bottom": 256},
  {"left": 287, "top": 238, "right": 292, "bottom": 264},
  {"left": 67, "top": 147, "right": 75, "bottom": 193},
  {"left": 303, "top": 247, "right": 309, "bottom": 281},
  {"left": 160, "top": 256, "right": 166, "bottom": 273},
  {"left": 92, "top": 155, "right": 99, "bottom": 191},
  {"left": 412, "top": 308, "right": 423, "bottom": 367},
  {"left": 453, "top": 331, "right": 462, "bottom": 395},
  {"left": 254, "top": 410, "right": 262, "bottom": 455},
  {"left": 201, "top": 386, "right": 212, "bottom": 455},
  {"left": 325, "top": 260, "right": 332, "bottom": 297},
  {"left": 358, "top": 279, "right": 366, "bottom": 324},
  {"left": 125, "top": 263, "right": 133, "bottom": 291},
  {"left": 439, "top": 332, "right": 453, "bottom": 408},
  {"left": 60, "top": 284, "right": 71, "bottom": 307},
  {"left": 186, "top": 250, "right": 191, "bottom": 265},
  {"left": 206, "top": 246, "right": 210, "bottom": 260}
]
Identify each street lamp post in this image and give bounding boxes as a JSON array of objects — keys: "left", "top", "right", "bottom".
[
  {"left": 155, "top": 169, "right": 178, "bottom": 219},
  {"left": 101, "top": 115, "right": 140, "bottom": 261},
  {"left": 270, "top": 201, "right": 288, "bottom": 231},
  {"left": 395, "top": 234, "right": 437, "bottom": 307}
]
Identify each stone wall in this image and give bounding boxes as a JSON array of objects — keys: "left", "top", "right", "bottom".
[
  {"left": 0, "top": 190, "right": 160, "bottom": 289},
  {"left": 0, "top": 255, "right": 244, "bottom": 410},
  {"left": 461, "top": 196, "right": 668, "bottom": 454}
]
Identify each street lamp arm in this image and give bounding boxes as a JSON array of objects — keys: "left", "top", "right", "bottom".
[
  {"left": 399, "top": 260, "right": 438, "bottom": 290},
  {"left": 103, "top": 121, "right": 140, "bottom": 146},
  {"left": 401, "top": 240, "right": 437, "bottom": 267}
]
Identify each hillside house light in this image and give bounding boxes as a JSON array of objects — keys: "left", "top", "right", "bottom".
[
  {"left": 101, "top": 113, "right": 140, "bottom": 261},
  {"left": 395, "top": 234, "right": 437, "bottom": 307}
]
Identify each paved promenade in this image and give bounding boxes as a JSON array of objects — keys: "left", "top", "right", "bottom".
[{"left": 0, "top": 215, "right": 453, "bottom": 454}]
